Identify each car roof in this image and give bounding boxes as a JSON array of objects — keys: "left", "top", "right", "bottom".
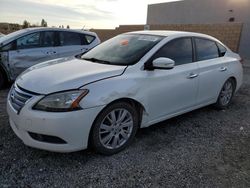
[
  {"left": 0, "top": 27, "right": 97, "bottom": 47},
  {"left": 20, "top": 27, "right": 97, "bottom": 36},
  {"left": 127, "top": 30, "right": 217, "bottom": 40},
  {"left": 126, "top": 30, "right": 229, "bottom": 52}
]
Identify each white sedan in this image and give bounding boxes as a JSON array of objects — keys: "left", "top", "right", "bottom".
[{"left": 7, "top": 31, "right": 243, "bottom": 155}]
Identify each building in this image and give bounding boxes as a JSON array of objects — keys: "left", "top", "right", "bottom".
[{"left": 147, "top": 0, "right": 250, "bottom": 60}]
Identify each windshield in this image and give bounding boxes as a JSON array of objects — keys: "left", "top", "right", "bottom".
[{"left": 81, "top": 34, "right": 164, "bottom": 66}]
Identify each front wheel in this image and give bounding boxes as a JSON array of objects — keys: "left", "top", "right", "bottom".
[
  {"left": 215, "top": 78, "right": 235, "bottom": 109},
  {"left": 91, "top": 102, "right": 139, "bottom": 155}
]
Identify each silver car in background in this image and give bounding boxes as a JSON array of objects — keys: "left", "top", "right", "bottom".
[{"left": 0, "top": 27, "right": 100, "bottom": 88}]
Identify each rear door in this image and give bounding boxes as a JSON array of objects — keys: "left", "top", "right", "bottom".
[
  {"left": 56, "top": 31, "right": 93, "bottom": 58},
  {"left": 195, "top": 38, "right": 229, "bottom": 105},
  {"left": 8, "top": 31, "right": 58, "bottom": 78}
]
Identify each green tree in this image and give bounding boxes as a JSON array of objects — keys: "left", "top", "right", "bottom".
[
  {"left": 41, "top": 19, "right": 48, "bottom": 27},
  {"left": 22, "top": 20, "right": 30, "bottom": 29}
]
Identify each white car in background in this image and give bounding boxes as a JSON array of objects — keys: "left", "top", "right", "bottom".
[
  {"left": 7, "top": 31, "right": 243, "bottom": 155},
  {"left": 0, "top": 27, "right": 100, "bottom": 88},
  {"left": 0, "top": 33, "right": 5, "bottom": 38}
]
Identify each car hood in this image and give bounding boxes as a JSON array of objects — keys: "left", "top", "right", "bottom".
[{"left": 16, "top": 57, "right": 126, "bottom": 94}]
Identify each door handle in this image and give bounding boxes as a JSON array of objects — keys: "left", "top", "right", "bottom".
[
  {"left": 188, "top": 73, "right": 198, "bottom": 79},
  {"left": 46, "top": 51, "right": 56, "bottom": 55},
  {"left": 219, "top": 67, "right": 227, "bottom": 72}
]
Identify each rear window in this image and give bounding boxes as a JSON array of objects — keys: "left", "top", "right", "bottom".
[
  {"left": 41, "top": 31, "right": 55, "bottom": 47},
  {"left": 195, "top": 38, "right": 219, "bottom": 61},
  {"left": 59, "top": 32, "right": 81, "bottom": 46}
]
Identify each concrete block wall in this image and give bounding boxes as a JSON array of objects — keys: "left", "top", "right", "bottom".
[{"left": 91, "top": 23, "right": 243, "bottom": 52}]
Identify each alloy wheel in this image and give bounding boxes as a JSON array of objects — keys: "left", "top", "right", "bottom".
[
  {"left": 98, "top": 108, "right": 133, "bottom": 149},
  {"left": 219, "top": 80, "right": 234, "bottom": 106}
]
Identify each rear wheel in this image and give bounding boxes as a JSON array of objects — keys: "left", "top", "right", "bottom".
[
  {"left": 91, "top": 102, "right": 139, "bottom": 155},
  {"left": 215, "top": 78, "right": 235, "bottom": 109}
]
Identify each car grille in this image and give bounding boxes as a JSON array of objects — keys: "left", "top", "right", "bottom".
[{"left": 9, "top": 84, "right": 34, "bottom": 114}]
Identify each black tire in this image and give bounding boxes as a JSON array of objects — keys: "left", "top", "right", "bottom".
[
  {"left": 0, "top": 70, "right": 6, "bottom": 89},
  {"left": 215, "top": 78, "right": 235, "bottom": 109},
  {"left": 91, "top": 102, "right": 139, "bottom": 155}
]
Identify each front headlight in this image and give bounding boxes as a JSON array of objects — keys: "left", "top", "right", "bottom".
[{"left": 33, "top": 89, "right": 89, "bottom": 112}]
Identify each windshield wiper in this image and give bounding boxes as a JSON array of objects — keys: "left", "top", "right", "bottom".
[{"left": 82, "top": 57, "right": 111, "bottom": 65}]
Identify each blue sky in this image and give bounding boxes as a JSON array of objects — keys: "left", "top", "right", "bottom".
[{"left": 0, "top": 0, "right": 179, "bottom": 29}]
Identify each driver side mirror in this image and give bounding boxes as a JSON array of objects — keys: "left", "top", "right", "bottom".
[{"left": 150, "top": 57, "right": 175, "bottom": 70}]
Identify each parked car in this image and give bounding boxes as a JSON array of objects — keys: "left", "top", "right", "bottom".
[
  {"left": 7, "top": 31, "right": 243, "bottom": 155},
  {"left": 0, "top": 33, "right": 5, "bottom": 38},
  {"left": 0, "top": 27, "right": 100, "bottom": 88}
]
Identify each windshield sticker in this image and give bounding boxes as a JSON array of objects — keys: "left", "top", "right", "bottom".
[
  {"left": 120, "top": 39, "right": 129, "bottom": 46},
  {"left": 138, "top": 36, "right": 159, "bottom": 42}
]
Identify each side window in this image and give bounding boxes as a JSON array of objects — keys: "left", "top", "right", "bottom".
[
  {"left": 195, "top": 38, "right": 219, "bottom": 61},
  {"left": 81, "top": 34, "right": 88, "bottom": 45},
  {"left": 16, "top": 32, "right": 41, "bottom": 49},
  {"left": 0, "top": 41, "right": 16, "bottom": 51},
  {"left": 59, "top": 32, "right": 81, "bottom": 46},
  {"left": 152, "top": 38, "right": 193, "bottom": 66},
  {"left": 41, "top": 31, "right": 55, "bottom": 47},
  {"left": 217, "top": 42, "right": 227, "bottom": 57},
  {"left": 85, "top": 35, "right": 95, "bottom": 44}
]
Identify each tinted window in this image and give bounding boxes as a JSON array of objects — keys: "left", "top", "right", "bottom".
[
  {"left": 152, "top": 38, "right": 193, "bottom": 66},
  {"left": 80, "top": 34, "right": 89, "bottom": 45},
  {"left": 217, "top": 42, "right": 227, "bottom": 57},
  {"left": 195, "top": 38, "right": 219, "bottom": 61},
  {"left": 0, "top": 41, "right": 16, "bottom": 51},
  {"left": 82, "top": 34, "right": 163, "bottom": 65},
  {"left": 85, "top": 35, "right": 95, "bottom": 44},
  {"left": 42, "top": 31, "right": 55, "bottom": 47},
  {"left": 0, "top": 29, "right": 29, "bottom": 44},
  {"left": 59, "top": 32, "right": 81, "bottom": 46},
  {"left": 17, "top": 32, "right": 41, "bottom": 49}
]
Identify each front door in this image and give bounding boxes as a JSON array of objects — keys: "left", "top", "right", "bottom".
[
  {"left": 8, "top": 31, "right": 58, "bottom": 78},
  {"left": 145, "top": 37, "right": 199, "bottom": 121}
]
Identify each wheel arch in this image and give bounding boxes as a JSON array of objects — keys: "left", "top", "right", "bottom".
[
  {"left": 106, "top": 98, "right": 146, "bottom": 124},
  {"left": 87, "top": 97, "right": 146, "bottom": 148},
  {"left": 229, "top": 76, "right": 237, "bottom": 91},
  {"left": 217, "top": 76, "right": 237, "bottom": 98}
]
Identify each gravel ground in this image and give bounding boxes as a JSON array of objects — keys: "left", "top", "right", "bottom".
[{"left": 0, "top": 65, "right": 250, "bottom": 188}]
